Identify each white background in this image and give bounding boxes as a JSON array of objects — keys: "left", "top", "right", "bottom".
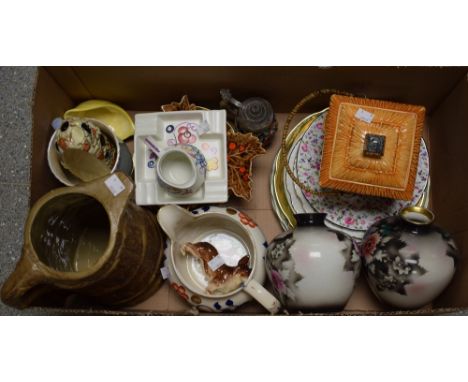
[{"left": 1, "top": 1, "right": 467, "bottom": 381}]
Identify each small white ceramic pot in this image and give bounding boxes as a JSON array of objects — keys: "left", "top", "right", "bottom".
[
  {"left": 361, "top": 206, "right": 460, "bottom": 309},
  {"left": 156, "top": 144, "right": 206, "bottom": 196},
  {"left": 157, "top": 205, "right": 280, "bottom": 313},
  {"left": 265, "top": 213, "right": 360, "bottom": 311}
]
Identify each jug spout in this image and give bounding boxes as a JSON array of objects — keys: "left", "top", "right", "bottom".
[
  {"left": 1, "top": 249, "right": 46, "bottom": 308},
  {"left": 157, "top": 205, "right": 195, "bottom": 242}
]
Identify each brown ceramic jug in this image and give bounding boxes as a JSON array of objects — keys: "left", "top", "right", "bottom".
[{"left": 1, "top": 172, "right": 164, "bottom": 309}]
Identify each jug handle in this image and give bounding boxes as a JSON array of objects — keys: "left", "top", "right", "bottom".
[
  {"left": 1, "top": 250, "right": 46, "bottom": 308},
  {"left": 74, "top": 172, "right": 134, "bottom": 224},
  {"left": 157, "top": 205, "right": 195, "bottom": 242}
]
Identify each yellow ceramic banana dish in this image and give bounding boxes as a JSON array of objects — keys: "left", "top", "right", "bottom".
[{"left": 64, "top": 100, "right": 135, "bottom": 141}]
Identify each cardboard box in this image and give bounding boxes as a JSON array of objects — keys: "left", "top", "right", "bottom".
[{"left": 29, "top": 66, "right": 468, "bottom": 315}]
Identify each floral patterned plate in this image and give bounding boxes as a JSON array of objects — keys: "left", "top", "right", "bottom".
[
  {"left": 272, "top": 110, "right": 365, "bottom": 237},
  {"left": 134, "top": 110, "right": 228, "bottom": 205},
  {"left": 271, "top": 113, "right": 319, "bottom": 229},
  {"left": 296, "top": 111, "right": 430, "bottom": 231},
  {"left": 284, "top": 119, "right": 365, "bottom": 240},
  {"left": 285, "top": 136, "right": 307, "bottom": 213}
]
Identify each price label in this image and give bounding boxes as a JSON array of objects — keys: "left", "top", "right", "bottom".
[
  {"left": 160, "top": 266, "right": 170, "bottom": 280},
  {"left": 104, "top": 174, "right": 125, "bottom": 197},
  {"left": 355, "top": 108, "right": 374, "bottom": 123},
  {"left": 197, "top": 120, "right": 210, "bottom": 135},
  {"left": 208, "top": 255, "right": 225, "bottom": 271}
]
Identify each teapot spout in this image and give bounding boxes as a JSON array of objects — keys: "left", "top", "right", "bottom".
[{"left": 157, "top": 205, "right": 195, "bottom": 242}]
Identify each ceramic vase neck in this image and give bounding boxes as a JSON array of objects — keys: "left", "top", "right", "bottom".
[{"left": 399, "top": 206, "right": 435, "bottom": 227}]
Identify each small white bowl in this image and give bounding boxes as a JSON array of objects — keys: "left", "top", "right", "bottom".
[{"left": 47, "top": 118, "right": 121, "bottom": 186}]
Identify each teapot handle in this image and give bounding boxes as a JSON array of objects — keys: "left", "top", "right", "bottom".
[
  {"left": 243, "top": 279, "right": 281, "bottom": 314},
  {"left": 220, "top": 89, "right": 243, "bottom": 115}
]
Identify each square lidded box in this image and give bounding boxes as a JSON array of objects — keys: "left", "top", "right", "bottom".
[{"left": 319, "top": 95, "right": 426, "bottom": 200}]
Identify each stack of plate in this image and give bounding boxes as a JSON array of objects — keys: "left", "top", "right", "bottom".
[{"left": 271, "top": 109, "right": 430, "bottom": 240}]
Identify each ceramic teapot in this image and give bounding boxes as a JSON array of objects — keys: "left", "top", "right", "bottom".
[
  {"left": 220, "top": 89, "right": 277, "bottom": 147},
  {"left": 361, "top": 206, "right": 460, "bottom": 309},
  {"left": 265, "top": 213, "right": 360, "bottom": 311},
  {"left": 1, "top": 172, "right": 165, "bottom": 309},
  {"left": 157, "top": 205, "right": 280, "bottom": 313}
]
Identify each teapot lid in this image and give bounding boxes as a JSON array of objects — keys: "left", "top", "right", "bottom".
[{"left": 294, "top": 213, "right": 327, "bottom": 227}]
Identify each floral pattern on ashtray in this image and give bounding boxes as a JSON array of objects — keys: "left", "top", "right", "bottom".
[
  {"left": 194, "top": 152, "right": 207, "bottom": 173},
  {"left": 207, "top": 157, "right": 218, "bottom": 171},
  {"left": 166, "top": 122, "right": 199, "bottom": 146},
  {"left": 173, "top": 144, "right": 207, "bottom": 176},
  {"left": 178, "top": 125, "right": 197, "bottom": 144},
  {"left": 295, "top": 112, "right": 430, "bottom": 232},
  {"left": 163, "top": 120, "right": 219, "bottom": 173}
]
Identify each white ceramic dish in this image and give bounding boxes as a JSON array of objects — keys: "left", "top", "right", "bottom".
[
  {"left": 47, "top": 118, "right": 121, "bottom": 186},
  {"left": 134, "top": 110, "right": 228, "bottom": 205}
]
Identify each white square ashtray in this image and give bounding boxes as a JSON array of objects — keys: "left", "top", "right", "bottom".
[{"left": 134, "top": 110, "right": 228, "bottom": 205}]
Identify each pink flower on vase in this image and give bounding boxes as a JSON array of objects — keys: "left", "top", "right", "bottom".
[
  {"left": 344, "top": 216, "right": 354, "bottom": 225},
  {"left": 361, "top": 232, "right": 380, "bottom": 258},
  {"left": 270, "top": 269, "right": 286, "bottom": 293},
  {"left": 177, "top": 126, "right": 197, "bottom": 144}
]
